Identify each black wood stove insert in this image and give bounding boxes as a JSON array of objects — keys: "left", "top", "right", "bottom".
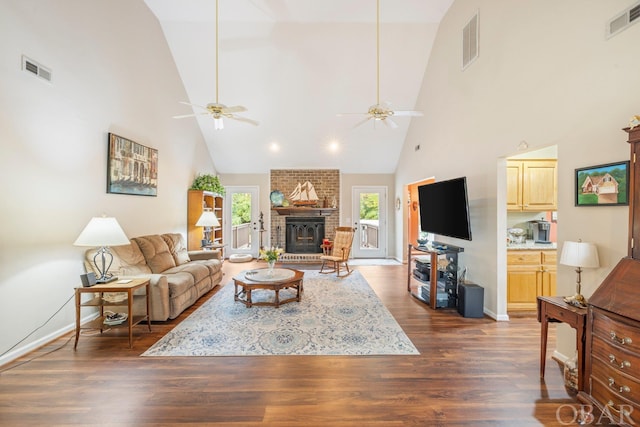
[{"left": 285, "top": 217, "right": 324, "bottom": 254}]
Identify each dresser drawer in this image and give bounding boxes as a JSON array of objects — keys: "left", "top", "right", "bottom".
[
  {"left": 592, "top": 335, "right": 640, "bottom": 377},
  {"left": 593, "top": 309, "right": 640, "bottom": 354},
  {"left": 592, "top": 358, "right": 640, "bottom": 406},
  {"left": 591, "top": 376, "right": 639, "bottom": 425}
]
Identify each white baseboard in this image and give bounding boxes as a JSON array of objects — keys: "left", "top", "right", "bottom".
[
  {"left": 0, "top": 313, "right": 98, "bottom": 367},
  {"left": 481, "top": 308, "right": 508, "bottom": 321}
]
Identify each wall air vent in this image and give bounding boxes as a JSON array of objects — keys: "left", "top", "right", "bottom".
[
  {"left": 21, "top": 55, "right": 52, "bottom": 82},
  {"left": 607, "top": 2, "right": 640, "bottom": 39},
  {"left": 462, "top": 12, "right": 479, "bottom": 70}
]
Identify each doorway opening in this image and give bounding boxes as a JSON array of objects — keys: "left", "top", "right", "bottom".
[
  {"left": 403, "top": 177, "right": 435, "bottom": 262},
  {"left": 503, "top": 146, "right": 558, "bottom": 315}
]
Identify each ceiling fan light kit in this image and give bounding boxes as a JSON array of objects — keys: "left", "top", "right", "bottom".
[{"left": 173, "top": 0, "right": 258, "bottom": 129}]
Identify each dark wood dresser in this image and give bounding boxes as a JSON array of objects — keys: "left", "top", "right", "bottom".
[{"left": 578, "top": 126, "right": 640, "bottom": 426}]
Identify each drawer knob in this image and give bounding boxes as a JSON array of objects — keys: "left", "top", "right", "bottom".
[
  {"left": 609, "top": 354, "right": 631, "bottom": 369},
  {"left": 608, "top": 377, "right": 632, "bottom": 393},
  {"left": 610, "top": 331, "right": 632, "bottom": 345}
]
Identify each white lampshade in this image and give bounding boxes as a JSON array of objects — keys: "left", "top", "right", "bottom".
[
  {"left": 195, "top": 211, "right": 220, "bottom": 227},
  {"left": 73, "top": 217, "right": 129, "bottom": 247},
  {"left": 560, "top": 241, "right": 600, "bottom": 269}
]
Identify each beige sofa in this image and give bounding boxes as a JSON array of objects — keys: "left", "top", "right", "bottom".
[{"left": 84, "top": 233, "right": 223, "bottom": 321}]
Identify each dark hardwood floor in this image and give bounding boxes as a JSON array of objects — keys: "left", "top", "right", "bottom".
[{"left": 0, "top": 261, "right": 586, "bottom": 426}]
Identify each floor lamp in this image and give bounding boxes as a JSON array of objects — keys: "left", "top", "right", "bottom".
[
  {"left": 560, "top": 240, "right": 600, "bottom": 308},
  {"left": 74, "top": 216, "right": 129, "bottom": 283}
]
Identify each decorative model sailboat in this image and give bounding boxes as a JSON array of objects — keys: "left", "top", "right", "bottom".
[{"left": 289, "top": 181, "right": 319, "bottom": 206}]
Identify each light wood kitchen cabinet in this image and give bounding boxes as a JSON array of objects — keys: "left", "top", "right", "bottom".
[
  {"left": 507, "top": 249, "right": 556, "bottom": 311},
  {"left": 507, "top": 160, "right": 557, "bottom": 212}
]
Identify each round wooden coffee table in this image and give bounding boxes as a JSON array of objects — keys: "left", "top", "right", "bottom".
[{"left": 233, "top": 268, "right": 304, "bottom": 308}]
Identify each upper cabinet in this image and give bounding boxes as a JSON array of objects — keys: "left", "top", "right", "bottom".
[{"left": 507, "top": 159, "right": 557, "bottom": 212}]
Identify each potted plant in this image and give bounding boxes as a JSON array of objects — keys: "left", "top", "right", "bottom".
[{"left": 190, "top": 174, "right": 225, "bottom": 195}]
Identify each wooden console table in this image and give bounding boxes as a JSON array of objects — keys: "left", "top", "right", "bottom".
[{"left": 537, "top": 295, "right": 587, "bottom": 390}]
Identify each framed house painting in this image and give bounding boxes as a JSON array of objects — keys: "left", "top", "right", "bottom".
[
  {"left": 107, "top": 133, "right": 158, "bottom": 196},
  {"left": 575, "top": 161, "right": 629, "bottom": 206}
]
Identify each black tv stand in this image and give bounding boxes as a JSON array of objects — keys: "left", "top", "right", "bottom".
[{"left": 407, "top": 243, "right": 464, "bottom": 309}]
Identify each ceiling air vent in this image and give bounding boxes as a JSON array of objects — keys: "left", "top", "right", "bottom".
[
  {"left": 462, "top": 12, "right": 479, "bottom": 70},
  {"left": 21, "top": 55, "right": 52, "bottom": 82},
  {"left": 607, "top": 2, "right": 640, "bottom": 39}
]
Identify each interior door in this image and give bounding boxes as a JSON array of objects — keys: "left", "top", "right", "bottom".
[
  {"left": 352, "top": 186, "right": 387, "bottom": 258},
  {"left": 224, "top": 186, "right": 260, "bottom": 259}
]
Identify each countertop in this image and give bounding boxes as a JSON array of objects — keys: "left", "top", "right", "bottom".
[{"left": 507, "top": 242, "right": 557, "bottom": 250}]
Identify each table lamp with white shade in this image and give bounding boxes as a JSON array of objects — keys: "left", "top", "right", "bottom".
[
  {"left": 196, "top": 210, "right": 220, "bottom": 247},
  {"left": 74, "top": 216, "right": 129, "bottom": 283},
  {"left": 560, "top": 240, "right": 600, "bottom": 307}
]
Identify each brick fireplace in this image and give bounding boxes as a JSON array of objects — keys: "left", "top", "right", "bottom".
[{"left": 270, "top": 169, "right": 339, "bottom": 253}]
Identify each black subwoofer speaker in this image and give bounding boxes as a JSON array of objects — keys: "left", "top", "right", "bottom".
[{"left": 457, "top": 283, "right": 484, "bottom": 318}]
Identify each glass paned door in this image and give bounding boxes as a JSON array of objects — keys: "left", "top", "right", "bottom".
[
  {"left": 225, "top": 186, "right": 259, "bottom": 258},
  {"left": 352, "top": 186, "right": 387, "bottom": 258}
]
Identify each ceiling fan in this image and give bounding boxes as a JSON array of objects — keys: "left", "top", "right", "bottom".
[
  {"left": 339, "top": 0, "right": 423, "bottom": 129},
  {"left": 173, "top": 0, "right": 258, "bottom": 130}
]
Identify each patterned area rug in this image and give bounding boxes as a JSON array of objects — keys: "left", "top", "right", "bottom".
[{"left": 142, "top": 270, "right": 418, "bottom": 356}]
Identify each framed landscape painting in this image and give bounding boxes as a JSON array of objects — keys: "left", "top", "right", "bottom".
[
  {"left": 107, "top": 133, "right": 158, "bottom": 196},
  {"left": 575, "top": 161, "right": 629, "bottom": 206}
]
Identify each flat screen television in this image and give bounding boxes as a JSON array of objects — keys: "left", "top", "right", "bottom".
[{"left": 418, "top": 177, "right": 472, "bottom": 241}]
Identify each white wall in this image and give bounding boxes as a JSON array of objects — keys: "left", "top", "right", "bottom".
[
  {"left": 396, "top": 0, "right": 639, "bottom": 322},
  {"left": 0, "top": 0, "right": 215, "bottom": 363}
]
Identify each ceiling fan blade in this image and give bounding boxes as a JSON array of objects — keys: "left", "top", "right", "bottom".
[
  {"left": 172, "top": 113, "right": 209, "bottom": 119},
  {"left": 384, "top": 117, "right": 399, "bottom": 129},
  {"left": 352, "top": 116, "right": 373, "bottom": 128},
  {"left": 337, "top": 112, "right": 368, "bottom": 117},
  {"left": 178, "top": 101, "right": 208, "bottom": 110},
  {"left": 229, "top": 115, "right": 259, "bottom": 126},
  {"left": 392, "top": 110, "right": 424, "bottom": 117},
  {"left": 222, "top": 105, "right": 248, "bottom": 114}
]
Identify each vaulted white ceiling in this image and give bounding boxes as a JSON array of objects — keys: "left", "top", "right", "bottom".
[{"left": 144, "top": 0, "right": 453, "bottom": 173}]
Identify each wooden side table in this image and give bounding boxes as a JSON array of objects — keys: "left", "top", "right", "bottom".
[
  {"left": 321, "top": 241, "right": 333, "bottom": 255},
  {"left": 74, "top": 278, "right": 151, "bottom": 349},
  {"left": 537, "top": 295, "right": 587, "bottom": 390},
  {"left": 202, "top": 242, "right": 227, "bottom": 261}
]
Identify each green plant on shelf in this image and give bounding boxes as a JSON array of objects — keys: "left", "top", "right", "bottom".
[{"left": 190, "top": 174, "right": 225, "bottom": 195}]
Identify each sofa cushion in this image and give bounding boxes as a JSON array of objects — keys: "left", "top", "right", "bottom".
[
  {"left": 165, "top": 271, "right": 194, "bottom": 298},
  {"left": 132, "top": 235, "right": 176, "bottom": 274},
  {"left": 164, "top": 263, "right": 211, "bottom": 285},
  {"left": 162, "top": 233, "right": 191, "bottom": 265},
  {"left": 190, "top": 259, "right": 222, "bottom": 276}
]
